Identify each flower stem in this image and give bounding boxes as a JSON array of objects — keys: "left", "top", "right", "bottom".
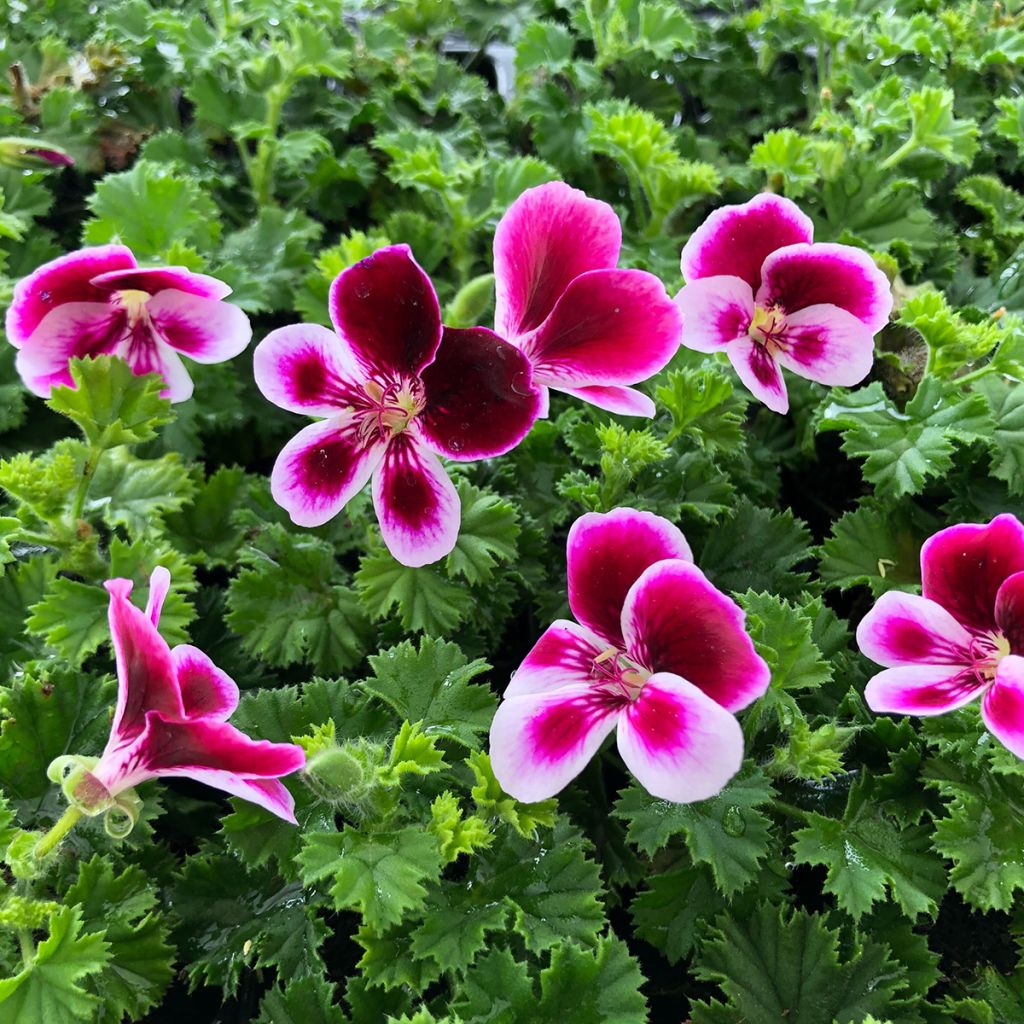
[
  {"left": 34, "top": 806, "right": 83, "bottom": 859},
  {"left": 769, "top": 797, "right": 812, "bottom": 823},
  {"left": 879, "top": 136, "right": 918, "bottom": 171},
  {"left": 70, "top": 443, "right": 104, "bottom": 523}
]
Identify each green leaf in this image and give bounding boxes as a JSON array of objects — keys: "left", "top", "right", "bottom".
[
  {"left": 454, "top": 948, "right": 535, "bottom": 1023},
  {"left": 900, "top": 86, "right": 979, "bottom": 167},
  {"left": 613, "top": 764, "right": 774, "bottom": 896},
  {"left": 0, "top": 906, "right": 110, "bottom": 1021},
  {"left": 25, "top": 578, "right": 112, "bottom": 667},
  {"left": 655, "top": 367, "right": 745, "bottom": 456},
  {"left": 516, "top": 22, "right": 574, "bottom": 75},
  {"left": 257, "top": 976, "right": 348, "bottom": 1024},
  {"left": 428, "top": 791, "right": 493, "bottom": 863},
  {"left": 818, "top": 379, "right": 993, "bottom": 498},
  {"left": 47, "top": 357, "right": 173, "bottom": 448},
  {"left": 162, "top": 465, "right": 251, "bottom": 565},
  {"left": 356, "top": 552, "right": 473, "bottom": 634},
  {"left": 297, "top": 825, "right": 443, "bottom": 930},
  {"left": 409, "top": 881, "right": 509, "bottom": 973},
  {"left": 446, "top": 482, "right": 520, "bottom": 584},
  {"left": 534, "top": 938, "right": 648, "bottom": 1022},
  {"left": 994, "top": 96, "right": 1024, "bottom": 157},
  {"left": 630, "top": 864, "right": 724, "bottom": 963},
  {"left": 86, "top": 449, "right": 196, "bottom": 535},
  {"left": 361, "top": 637, "right": 495, "bottom": 749},
  {"left": 898, "top": 289, "right": 1001, "bottom": 378},
  {"left": 83, "top": 159, "right": 222, "bottom": 257},
  {"left": 793, "top": 779, "right": 946, "bottom": 920},
  {"left": 468, "top": 751, "right": 557, "bottom": 836},
  {"left": 691, "top": 906, "right": 907, "bottom": 1024},
  {"left": 977, "top": 377, "right": 1024, "bottom": 496},
  {"left": 377, "top": 720, "right": 445, "bottom": 786}
]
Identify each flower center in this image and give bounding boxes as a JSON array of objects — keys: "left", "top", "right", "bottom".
[
  {"left": 113, "top": 288, "right": 152, "bottom": 324},
  {"left": 592, "top": 646, "right": 650, "bottom": 702},
  {"left": 748, "top": 303, "right": 787, "bottom": 354},
  {"left": 970, "top": 632, "right": 1011, "bottom": 683},
  {"left": 358, "top": 378, "right": 425, "bottom": 444}
]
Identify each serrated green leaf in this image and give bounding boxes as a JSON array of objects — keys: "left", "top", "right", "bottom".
[
  {"left": 257, "top": 976, "right": 348, "bottom": 1024},
  {"left": 87, "top": 448, "right": 195, "bottom": 535},
  {"left": 356, "top": 552, "right": 473, "bottom": 634},
  {"left": 446, "top": 482, "right": 519, "bottom": 584}
]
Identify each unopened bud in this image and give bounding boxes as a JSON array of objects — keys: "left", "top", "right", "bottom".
[
  {"left": 447, "top": 273, "right": 495, "bottom": 328},
  {"left": 0, "top": 137, "right": 74, "bottom": 170}
]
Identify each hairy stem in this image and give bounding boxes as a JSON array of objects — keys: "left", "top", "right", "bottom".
[{"left": 34, "top": 805, "right": 83, "bottom": 859}]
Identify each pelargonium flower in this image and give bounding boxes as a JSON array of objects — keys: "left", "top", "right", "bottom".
[
  {"left": 254, "top": 244, "right": 542, "bottom": 568},
  {"left": 674, "top": 193, "right": 892, "bottom": 414},
  {"left": 50, "top": 566, "right": 305, "bottom": 832},
  {"left": 492, "top": 182, "right": 683, "bottom": 418},
  {"left": 858, "top": 514, "right": 1024, "bottom": 759},
  {"left": 6, "top": 244, "right": 252, "bottom": 402},
  {"left": 489, "top": 508, "right": 770, "bottom": 802}
]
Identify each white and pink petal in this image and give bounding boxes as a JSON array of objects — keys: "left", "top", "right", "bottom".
[
  {"left": 147, "top": 289, "right": 251, "bottom": 363},
  {"left": 674, "top": 275, "right": 754, "bottom": 353},
  {"left": 90, "top": 265, "right": 232, "bottom": 301},
  {"left": 864, "top": 664, "right": 988, "bottom": 717},
  {"left": 775, "top": 303, "right": 875, "bottom": 387},
  {"left": 171, "top": 644, "right": 240, "bottom": 721},
  {"left": 554, "top": 384, "right": 656, "bottom": 418},
  {"left": 727, "top": 336, "right": 789, "bottom": 414},
  {"left": 856, "top": 591, "right": 973, "bottom": 668},
  {"left": 983, "top": 655, "right": 1024, "bottom": 760},
  {"left": 504, "top": 619, "right": 608, "bottom": 699}
]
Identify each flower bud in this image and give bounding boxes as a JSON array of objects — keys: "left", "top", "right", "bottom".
[{"left": 0, "top": 138, "right": 74, "bottom": 170}]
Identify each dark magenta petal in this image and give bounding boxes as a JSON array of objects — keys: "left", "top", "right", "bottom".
[
  {"left": 171, "top": 644, "right": 240, "bottom": 721},
  {"left": 864, "top": 664, "right": 987, "bottom": 716},
  {"left": 567, "top": 509, "right": 692, "bottom": 646},
  {"left": 253, "top": 323, "right": 366, "bottom": 417},
  {"left": 489, "top": 683, "right": 620, "bottom": 802},
  {"left": 521, "top": 269, "right": 681, "bottom": 389},
  {"left": 103, "top": 575, "right": 184, "bottom": 750},
  {"left": 419, "top": 326, "right": 542, "bottom": 460},
  {"left": 372, "top": 430, "right": 460, "bottom": 567},
  {"left": 14, "top": 303, "right": 126, "bottom": 397},
  {"left": 147, "top": 290, "right": 251, "bottom": 363},
  {"left": 856, "top": 592, "right": 973, "bottom": 667},
  {"left": 494, "top": 181, "right": 621, "bottom": 341},
  {"left": 983, "top": 655, "right": 1024, "bottom": 760},
  {"left": 775, "top": 304, "right": 875, "bottom": 387},
  {"left": 5, "top": 244, "right": 135, "bottom": 347},
  {"left": 921, "top": 514, "right": 1024, "bottom": 633},
  {"left": 757, "top": 243, "right": 893, "bottom": 333},
  {"left": 680, "top": 194, "right": 813, "bottom": 290},
  {"left": 617, "top": 673, "right": 744, "bottom": 803},
  {"left": 504, "top": 619, "right": 607, "bottom": 698},
  {"left": 90, "top": 265, "right": 232, "bottom": 301},
  {"left": 622, "top": 560, "right": 770, "bottom": 713},
  {"left": 328, "top": 245, "right": 441, "bottom": 379},
  {"left": 727, "top": 336, "right": 788, "bottom": 414},
  {"left": 995, "top": 572, "right": 1024, "bottom": 654},
  {"left": 271, "top": 416, "right": 387, "bottom": 528}
]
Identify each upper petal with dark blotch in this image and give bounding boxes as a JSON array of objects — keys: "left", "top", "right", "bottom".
[
  {"left": 856, "top": 591, "right": 974, "bottom": 667},
  {"left": 921, "top": 514, "right": 1024, "bottom": 633},
  {"left": 504, "top": 619, "right": 607, "bottom": 699},
  {"left": 520, "top": 268, "right": 681, "bottom": 389},
  {"left": 679, "top": 194, "right": 813, "bottom": 290},
  {"left": 271, "top": 414, "right": 386, "bottom": 529},
  {"left": 147, "top": 289, "right": 252, "bottom": 363},
  {"left": 775, "top": 303, "right": 875, "bottom": 387},
  {"left": 90, "top": 265, "right": 232, "bottom": 301},
  {"left": 171, "top": 644, "right": 240, "bottom": 721},
  {"left": 419, "top": 327, "right": 542, "bottom": 460},
  {"left": 617, "top": 673, "right": 745, "bottom": 803},
  {"left": 372, "top": 430, "right": 460, "bottom": 567},
  {"left": 494, "top": 181, "right": 622, "bottom": 341},
  {"left": 254, "top": 323, "right": 366, "bottom": 417},
  {"left": 489, "top": 684, "right": 621, "bottom": 802},
  {"left": 328, "top": 244, "right": 441, "bottom": 379},
  {"left": 757, "top": 243, "right": 893, "bottom": 334},
  {"left": 622, "top": 560, "right": 770, "bottom": 713},
  {"left": 567, "top": 508, "right": 692, "bottom": 647},
  {"left": 5, "top": 244, "right": 135, "bottom": 347}
]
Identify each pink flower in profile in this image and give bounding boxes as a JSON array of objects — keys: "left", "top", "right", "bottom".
[
  {"left": 254, "top": 244, "right": 542, "bottom": 567},
  {"left": 675, "top": 194, "right": 892, "bottom": 414},
  {"left": 492, "top": 182, "right": 683, "bottom": 418},
  {"left": 858, "top": 514, "right": 1024, "bottom": 760},
  {"left": 6, "top": 244, "right": 252, "bottom": 402},
  {"left": 52, "top": 567, "right": 305, "bottom": 827},
  {"left": 489, "top": 508, "right": 770, "bottom": 803}
]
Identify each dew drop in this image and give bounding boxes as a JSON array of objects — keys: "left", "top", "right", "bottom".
[
  {"left": 722, "top": 805, "right": 746, "bottom": 837},
  {"left": 511, "top": 371, "right": 531, "bottom": 395}
]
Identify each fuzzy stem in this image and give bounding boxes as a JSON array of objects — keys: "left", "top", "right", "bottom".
[
  {"left": 879, "top": 136, "right": 918, "bottom": 171},
  {"left": 69, "top": 444, "right": 104, "bottom": 523},
  {"left": 769, "top": 798, "right": 812, "bottom": 823},
  {"left": 34, "top": 806, "right": 83, "bottom": 859}
]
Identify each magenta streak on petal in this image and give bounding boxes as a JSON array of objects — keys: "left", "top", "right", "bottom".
[
  {"left": 146, "top": 289, "right": 252, "bottom": 363},
  {"left": 728, "top": 336, "right": 788, "bottom": 414},
  {"left": 171, "top": 644, "right": 240, "bottom": 721},
  {"left": 554, "top": 384, "right": 656, "bottom": 417},
  {"left": 621, "top": 683, "right": 686, "bottom": 756},
  {"left": 855, "top": 591, "right": 975, "bottom": 669},
  {"left": 773, "top": 303, "right": 875, "bottom": 388},
  {"left": 529, "top": 689, "right": 625, "bottom": 764},
  {"left": 674, "top": 275, "right": 755, "bottom": 353},
  {"left": 863, "top": 664, "right": 989, "bottom": 716},
  {"left": 504, "top": 619, "right": 607, "bottom": 699}
]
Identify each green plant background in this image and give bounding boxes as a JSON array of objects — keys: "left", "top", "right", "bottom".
[{"left": 1, "top": 0, "right": 1024, "bottom": 1021}]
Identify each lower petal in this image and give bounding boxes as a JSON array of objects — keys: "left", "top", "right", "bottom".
[
  {"left": 674, "top": 275, "right": 755, "bottom": 353},
  {"left": 419, "top": 327, "right": 541, "bottom": 460},
  {"left": 983, "top": 655, "right": 1024, "bottom": 760},
  {"left": 171, "top": 644, "right": 240, "bottom": 721},
  {"left": 372, "top": 431, "right": 460, "bottom": 567},
  {"left": 504, "top": 619, "right": 607, "bottom": 698},
  {"left": 864, "top": 664, "right": 987, "bottom": 716},
  {"left": 271, "top": 415, "right": 385, "bottom": 528},
  {"left": 147, "top": 289, "right": 252, "bottom": 363},
  {"left": 617, "top": 673, "right": 744, "bottom": 803},
  {"left": 855, "top": 591, "right": 974, "bottom": 667},
  {"left": 124, "top": 339, "right": 195, "bottom": 403},
  {"left": 622, "top": 560, "right": 770, "bottom": 713},
  {"left": 728, "top": 336, "right": 788, "bottom": 414},
  {"left": 775, "top": 303, "right": 875, "bottom": 387},
  {"left": 554, "top": 384, "right": 656, "bottom": 418},
  {"left": 521, "top": 268, "right": 682, "bottom": 388},
  {"left": 15, "top": 302, "right": 126, "bottom": 397},
  {"left": 488, "top": 684, "right": 620, "bottom": 802}
]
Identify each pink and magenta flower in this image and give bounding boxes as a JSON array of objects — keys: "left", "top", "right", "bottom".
[
  {"left": 674, "top": 193, "right": 892, "bottom": 414},
  {"left": 254, "top": 244, "right": 542, "bottom": 567},
  {"left": 492, "top": 182, "right": 683, "bottom": 418},
  {"left": 489, "top": 508, "right": 770, "bottom": 803},
  {"left": 51, "top": 567, "right": 305, "bottom": 829},
  {"left": 6, "top": 244, "right": 252, "bottom": 402},
  {"left": 857, "top": 514, "right": 1024, "bottom": 760}
]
